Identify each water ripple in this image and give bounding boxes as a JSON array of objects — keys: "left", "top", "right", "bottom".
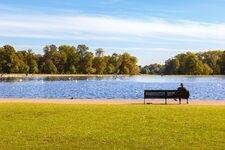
[{"left": 0, "top": 76, "right": 224, "bottom": 100}]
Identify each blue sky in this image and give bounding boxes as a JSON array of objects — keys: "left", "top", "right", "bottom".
[{"left": 1, "top": 0, "right": 225, "bottom": 65}]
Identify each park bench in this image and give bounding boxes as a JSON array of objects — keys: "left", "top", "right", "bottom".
[{"left": 144, "top": 90, "right": 190, "bottom": 104}]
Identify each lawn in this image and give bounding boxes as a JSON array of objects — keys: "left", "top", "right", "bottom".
[{"left": 0, "top": 104, "right": 224, "bottom": 150}]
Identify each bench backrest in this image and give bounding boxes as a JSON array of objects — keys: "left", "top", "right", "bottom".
[{"left": 144, "top": 90, "right": 189, "bottom": 99}]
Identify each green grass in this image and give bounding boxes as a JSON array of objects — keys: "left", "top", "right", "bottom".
[{"left": 0, "top": 104, "right": 224, "bottom": 150}]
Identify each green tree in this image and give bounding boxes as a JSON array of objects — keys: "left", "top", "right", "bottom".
[
  {"left": 109, "top": 53, "right": 122, "bottom": 74},
  {"left": 80, "top": 52, "right": 95, "bottom": 74},
  {"left": 183, "top": 53, "right": 204, "bottom": 75},
  {"left": 120, "top": 53, "right": 139, "bottom": 75},
  {"left": 197, "top": 51, "right": 223, "bottom": 75},
  {"left": 41, "top": 60, "right": 57, "bottom": 74},
  {"left": 93, "top": 49, "right": 107, "bottom": 74},
  {"left": 0, "top": 45, "right": 21, "bottom": 73},
  {"left": 141, "top": 64, "right": 165, "bottom": 74},
  {"left": 26, "top": 50, "right": 39, "bottom": 73},
  {"left": 95, "top": 48, "right": 105, "bottom": 58},
  {"left": 140, "top": 66, "right": 150, "bottom": 74},
  {"left": 106, "top": 64, "right": 115, "bottom": 74},
  {"left": 220, "top": 51, "right": 225, "bottom": 74},
  {"left": 165, "top": 58, "right": 180, "bottom": 75},
  {"left": 202, "top": 63, "right": 213, "bottom": 75},
  {"left": 59, "top": 45, "right": 79, "bottom": 74},
  {"left": 0, "top": 44, "right": 139, "bottom": 75},
  {"left": 77, "top": 44, "right": 90, "bottom": 73},
  {"left": 164, "top": 52, "right": 215, "bottom": 75}
]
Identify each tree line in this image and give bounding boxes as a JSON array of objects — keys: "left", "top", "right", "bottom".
[
  {"left": 141, "top": 51, "right": 225, "bottom": 75},
  {"left": 0, "top": 45, "right": 140, "bottom": 75},
  {"left": 1, "top": 45, "right": 225, "bottom": 75}
]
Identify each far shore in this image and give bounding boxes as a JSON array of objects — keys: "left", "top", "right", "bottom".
[
  {"left": 0, "top": 74, "right": 225, "bottom": 77},
  {"left": 0, "top": 98, "right": 225, "bottom": 106}
]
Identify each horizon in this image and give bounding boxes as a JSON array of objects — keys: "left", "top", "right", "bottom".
[{"left": 1, "top": 0, "right": 225, "bottom": 65}]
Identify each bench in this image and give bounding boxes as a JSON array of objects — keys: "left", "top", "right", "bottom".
[{"left": 144, "top": 90, "right": 190, "bottom": 104}]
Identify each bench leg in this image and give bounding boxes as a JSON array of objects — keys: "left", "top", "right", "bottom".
[
  {"left": 144, "top": 98, "right": 145, "bottom": 104},
  {"left": 179, "top": 98, "right": 181, "bottom": 104},
  {"left": 165, "top": 98, "right": 167, "bottom": 105}
]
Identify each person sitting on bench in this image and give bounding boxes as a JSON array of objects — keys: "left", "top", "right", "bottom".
[{"left": 175, "top": 83, "right": 189, "bottom": 104}]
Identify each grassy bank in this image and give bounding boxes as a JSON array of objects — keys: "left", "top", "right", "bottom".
[{"left": 0, "top": 104, "right": 225, "bottom": 149}]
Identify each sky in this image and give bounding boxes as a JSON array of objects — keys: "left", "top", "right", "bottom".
[{"left": 1, "top": 0, "right": 225, "bottom": 65}]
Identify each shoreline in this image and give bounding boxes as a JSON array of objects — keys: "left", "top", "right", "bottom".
[
  {"left": 0, "top": 98, "right": 225, "bottom": 106},
  {"left": 0, "top": 74, "right": 225, "bottom": 77}
]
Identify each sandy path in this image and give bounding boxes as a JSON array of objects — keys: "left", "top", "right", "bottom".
[{"left": 0, "top": 98, "right": 225, "bottom": 106}]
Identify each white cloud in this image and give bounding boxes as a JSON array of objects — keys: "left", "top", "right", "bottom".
[{"left": 1, "top": 14, "right": 225, "bottom": 43}]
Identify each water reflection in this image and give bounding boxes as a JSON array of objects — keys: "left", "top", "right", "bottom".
[{"left": 0, "top": 76, "right": 135, "bottom": 82}]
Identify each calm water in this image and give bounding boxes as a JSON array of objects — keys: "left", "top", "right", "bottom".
[{"left": 0, "top": 76, "right": 224, "bottom": 100}]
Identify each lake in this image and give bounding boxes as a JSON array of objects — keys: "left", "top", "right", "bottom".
[{"left": 0, "top": 76, "right": 224, "bottom": 100}]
